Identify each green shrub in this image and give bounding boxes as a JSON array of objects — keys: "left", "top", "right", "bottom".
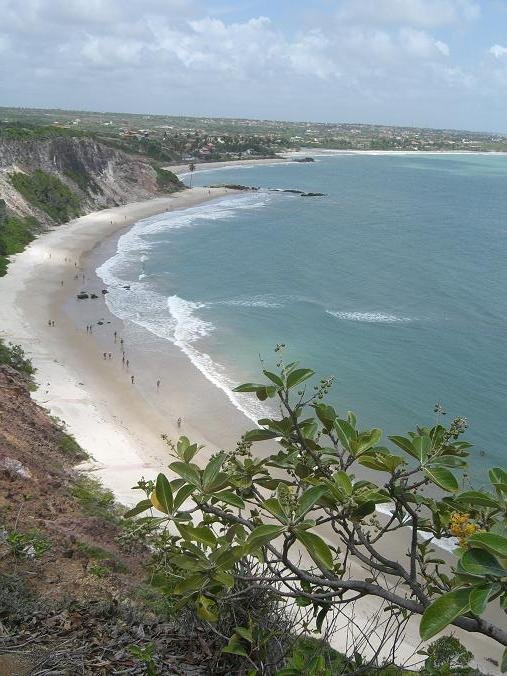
[
  {"left": 10, "top": 170, "right": 81, "bottom": 223},
  {"left": 2, "top": 528, "right": 51, "bottom": 559},
  {"left": 57, "top": 430, "right": 88, "bottom": 461},
  {"left": 154, "top": 166, "right": 180, "bottom": 191},
  {"left": 0, "top": 198, "right": 39, "bottom": 276},
  {"left": 71, "top": 476, "right": 121, "bottom": 522},
  {"left": 0, "top": 338, "right": 35, "bottom": 378}
]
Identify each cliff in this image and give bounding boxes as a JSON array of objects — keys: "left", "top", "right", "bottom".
[
  {"left": 0, "top": 136, "right": 183, "bottom": 227},
  {"left": 0, "top": 360, "right": 205, "bottom": 674}
]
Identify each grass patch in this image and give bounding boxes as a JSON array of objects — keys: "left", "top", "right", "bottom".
[
  {"left": 71, "top": 476, "right": 122, "bottom": 522},
  {"left": 57, "top": 430, "right": 88, "bottom": 461},
  {"left": 10, "top": 170, "right": 81, "bottom": 223},
  {"left": 78, "top": 542, "right": 128, "bottom": 573}
]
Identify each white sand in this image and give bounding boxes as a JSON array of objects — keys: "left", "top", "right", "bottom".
[{"left": 0, "top": 184, "right": 502, "bottom": 672}]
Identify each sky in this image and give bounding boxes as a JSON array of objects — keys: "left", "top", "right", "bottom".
[{"left": 1, "top": 0, "right": 507, "bottom": 132}]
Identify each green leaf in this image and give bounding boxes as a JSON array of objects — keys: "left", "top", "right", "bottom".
[
  {"left": 389, "top": 435, "right": 418, "bottom": 460},
  {"left": 502, "top": 647, "right": 507, "bottom": 673},
  {"left": 352, "top": 428, "right": 383, "bottom": 455},
  {"left": 461, "top": 548, "right": 507, "bottom": 578},
  {"left": 256, "top": 385, "right": 278, "bottom": 401},
  {"left": 202, "top": 453, "right": 225, "bottom": 488},
  {"left": 213, "top": 570, "right": 235, "bottom": 588},
  {"left": 489, "top": 467, "right": 507, "bottom": 486},
  {"left": 453, "top": 491, "right": 500, "bottom": 509},
  {"left": 413, "top": 436, "right": 431, "bottom": 463},
  {"left": 296, "top": 529, "right": 333, "bottom": 569},
  {"left": 286, "top": 368, "right": 314, "bottom": 389},
  {"left": 262, "top": 497, "right": 288, "bottom": 522},
  {"left": 222, "top": 635, "right": 248, "bottom": 657},
  {"left": 244, "top": 428, "right": 279, "bottom": 442},
  {"left": 263, "top": 370, "right": 284, "bottom": 387},
  {"left": 235, "top": 626, "right": 253, "bottom": 643},
  {"left": 169, "top": 461, "right": 202, "bottom": 487},
  {"left": 423, "top": 466, "right": 458, "bottom": 492},
  {"left": 469, "top": 585, "right": 493, "bottom": 615},
  {"left": 419, "top": 588, "right": 471, "bottom": 640},
  {"left": 213, "top": 490, "right": 245, "bottom": 509},
  {"left": 196, "top": 594, "right": 218, "bottom": 622},
  {"left": 295, "top": 485, "right": 328, "bottom": 518},
  {"left": 124, "top": 499, "right": 152, "bottom": 518},
  {"left": 333, "top": 470, "right": 353, "bottom": 496},
  {"left": 314, "top": 403, "right": 337, "bottom": 429},
  {"left": 467, "top": 532, "right": 507, "bottom": 558},
  {"left": 174, "top": 483, "right": 196, "bottom": 510},
  {"left": 233, "top": 382, "right": 266, "bottom": 392},
  {"left": 333, "top": 419, "right": 355, "bottom": 451},
  {"left": 174, "top": 573, "right": 206, "bottom": 595},
  {"left": 429, "top": 455, "right": 467, "bottom": 468},
  {"left": 155, "top": 473, "right": 173, "bottom": 514},
  {"left": 246, "top": 524, "right": 285, "bottom": 549}
]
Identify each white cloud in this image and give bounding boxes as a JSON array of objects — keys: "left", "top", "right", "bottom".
[
  {"left": 337, "top": 0, "right": 480, "bottom": 28},
  {"left": 399, "top": 28, "right": 450, "bottom": 58},
  {"left": 489, "top": 44, "right": 507, "bottom": 59}
]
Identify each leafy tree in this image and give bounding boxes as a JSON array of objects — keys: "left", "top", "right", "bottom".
[{"left": 126, "top": 350, "right": 507, "bottom": 671}]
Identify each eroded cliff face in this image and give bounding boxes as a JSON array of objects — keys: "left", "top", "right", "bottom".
[{"left": 0, "top": 136, "right": 182, "bottom": 226}]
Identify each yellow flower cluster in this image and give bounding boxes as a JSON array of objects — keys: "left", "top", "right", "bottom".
[{"left": 449, "top": 511, "right": 478, "bottom": 545}]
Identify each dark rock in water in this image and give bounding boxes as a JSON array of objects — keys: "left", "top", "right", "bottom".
[
  {"left": 101, "top": 289, "right": 108, "bottom": 295},
  {"left": 97, "top": 321, "right": 104, "bottom": 325},
  {"left": 210, "top": 184, "right": 259, "bottom": 191},
  {"left": 300, "top": 192, "right": 326, "bottom": 197},
  {"left": 293, "top": 157, "right": 315, "bottom": 163},
  {"left": 123, "top": 285, "right": 131, "bottom": 290},
  {"left": 280, "top": 189, "right": 304, "bottom": 194},
  {"left": 90, "top": 293, "right": 98, "bottom": 299},
  {"left": 77, "top": 292, "right": 89, "bottom": 300}
]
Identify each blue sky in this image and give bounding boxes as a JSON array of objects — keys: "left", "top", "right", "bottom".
[{"left": 1, "top": 0, "right": 507, "bottom": 132}]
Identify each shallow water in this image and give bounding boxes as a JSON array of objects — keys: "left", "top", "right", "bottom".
[{"left": 97, "top": 154, "right": 507, "bottom": 481}]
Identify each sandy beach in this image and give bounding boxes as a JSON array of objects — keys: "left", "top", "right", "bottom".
[{"left": 0, "top": 184, "right": 502, "bottom": 672}]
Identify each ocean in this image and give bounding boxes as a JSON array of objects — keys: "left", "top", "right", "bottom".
[{"left": 96, "top": 152, "right": 507, "bottom": 482}]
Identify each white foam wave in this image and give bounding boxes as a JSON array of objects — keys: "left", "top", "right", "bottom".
[
  {"left": 219, "top": 295, "right": 283, "bottom": 309},
  {"left": 166, "top": 296, "right": 270, "bottom": 423},
  {"left": 327, "top": 310, "right": 412, "bottom": 323}
]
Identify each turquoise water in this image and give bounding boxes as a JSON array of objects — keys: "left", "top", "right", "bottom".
[{"left": 97, "top": 153, "right": 507, "bottom": 480}]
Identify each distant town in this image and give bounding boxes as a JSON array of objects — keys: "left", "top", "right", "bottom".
[{"left": 2, "top": 106, "right": 507, "bottom": 163}]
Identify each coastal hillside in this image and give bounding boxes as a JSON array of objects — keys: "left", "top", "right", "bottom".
[
  {"left": 0, "top": 135, "right": 183, "bottom": 226},
  {"left": 0, "top": 351, "right": 208, "bottom": 674},
  {"left": 0, "top": 133, "right": 183, "bottom": 275}
]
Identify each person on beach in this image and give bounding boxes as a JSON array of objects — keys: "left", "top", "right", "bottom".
[
  {"left": 126, "top": 359, "right": 129, "bottom": 369},
  {"left": 52, "top": 321, "right": 55, "bottom": 327},
  {"left": 122, "top": 355, "right": 125, "bottom": 366},
  {"left": 157, "top": 379, "right": 160, "bottom": 390},
  {"left": 114, "top": 331, "right": 117, "bottom": 342},
  {"left": 48, "top": 320, "right": 52, "bottom": 326},
  {"left": 120, "top": 338, "right": 124, "bottom": 348},
  {"left": 103, "top": 352, "right": 107, "bottom": 360},
  {"left": 61, "top": 280, "right": 64, "bottom": 286},
  {"left": 177, "top": 417, "right": 182, "bottom": 428},
  {"left": 108, "top": 353, "right": 112, "bottom": 360},
  {"left": 131, "top": 375, "right": 135, "bottom": 384}
]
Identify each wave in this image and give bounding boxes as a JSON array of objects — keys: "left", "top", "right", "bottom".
[
  {"left": 96, "top": 193, "right": 274, "bottom": 425},
  {"left": 218, "top": 295, "right": 283, "bottom": 309},
  {"left": 326, "top": 310, "right": 413, "bottom": 323}
]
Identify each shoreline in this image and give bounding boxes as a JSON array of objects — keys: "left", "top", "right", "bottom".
[
  {"left": 167, "top": 147, "right": 507, "bottom": 179},
  {"left": 0, "top": 180, "right": 502, "bottom": 670},
  {"left": 0, "top": 187, "right": 248, "bottom": 504}
]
